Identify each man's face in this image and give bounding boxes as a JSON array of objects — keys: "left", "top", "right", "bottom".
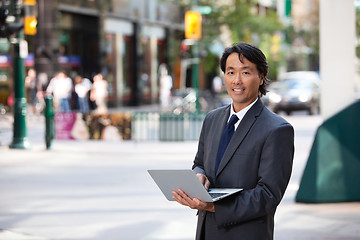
[{"left": 224, "top": 53, "right": 263, "bottom": 112}]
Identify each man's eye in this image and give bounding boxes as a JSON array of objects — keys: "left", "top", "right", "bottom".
[
  {"left": 243, "top": 72, "right": 249, "bottom": 75},
  {"left": 227, "top": 71, "right": 234, "bottom": 75}
]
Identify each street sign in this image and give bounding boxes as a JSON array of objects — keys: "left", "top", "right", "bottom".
[
  {"left": 19, "top": 39, "right": 28, "bottom": 58},
  {"left": 193, "top": 6, "right": 212, "bottom": 15}
]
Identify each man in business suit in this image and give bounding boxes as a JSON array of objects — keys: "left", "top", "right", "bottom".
[{"left": 172, "top": 42, "right": 294, "bottom": 240}]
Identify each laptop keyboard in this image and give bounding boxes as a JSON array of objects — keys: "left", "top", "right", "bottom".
[{"left": 209, "top": 192, "right": 227, "bottom": 199}]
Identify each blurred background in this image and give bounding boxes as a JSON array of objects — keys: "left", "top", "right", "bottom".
[
  {"left": 1, "top": 1, "right": 360, "bottom": 239},
  {"left": 0, "top": 0, "right": 351, "bottom": 115},
  {"left": 0, "top": 0, "right": 359, "bottom": 141},
  {"left": 0, "top": 0, "right": 359, "bottom": 114}
]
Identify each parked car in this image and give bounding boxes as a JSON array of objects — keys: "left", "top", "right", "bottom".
[{"left": 263, "top": 71, "right": 321, "bottom": 115}]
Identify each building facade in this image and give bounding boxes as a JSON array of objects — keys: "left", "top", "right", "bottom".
[{"left": 33, "top": 0, "right": 184, "bottom": 107}]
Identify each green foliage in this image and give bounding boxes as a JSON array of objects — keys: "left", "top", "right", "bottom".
[
  {"left": 199, "top": 0, "right": 283, "bottom": 44},
  {"left": 356, "top": 8, "right": 360, "bottom": 59},
  {"left": 200, "top": 0, "right": 284, "bottom": 78},
  {"left": 203, "top": 50, "right": 219, "bottom": 75},
  {"left": 170, "top": 0, "right": 286, "bottom": 83}
]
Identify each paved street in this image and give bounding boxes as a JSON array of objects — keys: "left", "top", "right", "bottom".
[{"left": 0, "top": 112, "right": 360, "bottom": 240}]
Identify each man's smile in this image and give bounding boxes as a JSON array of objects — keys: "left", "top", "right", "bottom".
[{"left": 232, "top": 88, "right": 244, "bottom": 93}]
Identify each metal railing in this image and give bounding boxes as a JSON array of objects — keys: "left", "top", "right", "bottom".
[{"left": 132, "top": 112, "right": 206, "bottom": 141}]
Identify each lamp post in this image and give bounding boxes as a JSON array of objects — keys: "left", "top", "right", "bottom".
[
  {"left": 185, "top": 3, "right": 201, "bottom": 112},
  {"left": 9, "top": 0, "right": 30, "bottom": 149},
  {"left": 185, "top": 2, "right": 211, "bottom": 112},
  {"left": 192, "top": 41, "right": 200, "bottom": 112},
  {"left": 192, "top": 0, "right": 200, "bottom": 112}
]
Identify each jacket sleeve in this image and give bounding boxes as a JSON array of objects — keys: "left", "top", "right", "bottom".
[
  {"left": 214, "top": 123, "right": 294, "bottom": 228},
  {"left": 192, "top": 113, "right": 207, "bottom": 176}
]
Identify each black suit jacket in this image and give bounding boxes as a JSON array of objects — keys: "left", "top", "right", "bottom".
[{"left": 192, "top": 99, "right": 294, "bottom": 240}]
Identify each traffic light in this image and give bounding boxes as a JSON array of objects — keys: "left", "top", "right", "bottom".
[
  {"left": 24, "top": 15, "right": 37, "bottom": 35},
  {"left": 185, "top": 10, "right": 202, "bottom": 40},
  {"left": 0, "top": 6, "right": 23, "bottom": 38},
  {"left": 180, "top": 41, "right": 190, "bottom": 58},
  {"left": 0, "top": 7, "right": 9, "bottom": 38},
  {"left": 23, "top": 0, "right": 37, "bottom": 35},
  {"left": 24, "top": 0, "right": 37, "bottom": 5},
  {"left": 0, "top": 0, "right": 37, "bottom": 38}
]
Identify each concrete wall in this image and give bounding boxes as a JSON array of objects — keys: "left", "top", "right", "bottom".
[{"left": 320, "top": 0, "right": 356, "bottom": 119}]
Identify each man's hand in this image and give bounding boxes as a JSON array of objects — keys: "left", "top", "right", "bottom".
[
  {"left": 172, "top": 189, "right": 215, "bottom": 212},
  {"left": 196, "top": 173, "right": 210, "bottom": 190},
  {"left": 172, "top": 173, "right": 214, "bottom": 212}
]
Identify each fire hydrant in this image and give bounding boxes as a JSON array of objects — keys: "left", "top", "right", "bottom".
[{"left": 44, "top": 94, "right": 55, "bottom": 149}]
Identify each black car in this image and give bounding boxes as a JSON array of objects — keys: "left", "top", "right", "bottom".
[{"left": 263, "top": 71, "right": 321, "bottom": 115}]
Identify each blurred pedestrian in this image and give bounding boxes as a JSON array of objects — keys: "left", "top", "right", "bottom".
[
  {"left": 212, "top": 75, "right": 223, "bottom": 94},
  {"left": 35, "top": 72, "right": 49, "bottom": 113},
  {"left": 46, "top": 71, "right": 73, "bottom": 112},
  {"left": 90, "top": 73, "right": 108, "bottom": 114},
  {"left": 172, "top": 42, "right": 294, "bottom": 240},
  {"left": 74, "top": 75, "right": 92, "bottom": 113},
  {"left": 25, "top": 68, "right": 39, "bottom": 114},
  {"left": 159, "top": 64, "right": 173, "bottom": 111},
  {"left": 211, "top": 75, "right": 224, "bottom": 108}
]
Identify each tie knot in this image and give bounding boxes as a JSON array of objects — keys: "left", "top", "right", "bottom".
[{"left": 228, "top": 114, "right": 239, "bottom": 126}]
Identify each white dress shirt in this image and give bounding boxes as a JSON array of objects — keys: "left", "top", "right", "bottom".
[{"left": 229, "top": 98, "right": 258, "bottom": 130}]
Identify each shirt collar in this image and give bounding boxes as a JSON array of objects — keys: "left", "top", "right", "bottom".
[{"left": 229, "top": 98, "right": 258, "bottom": 130}]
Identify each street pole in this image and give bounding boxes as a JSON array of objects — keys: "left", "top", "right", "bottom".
[
  {"left": 192, "top": 0, "right": 200, "bottom": 112},
  {"left": 192, "top": 41, "right": 200, "bottom": 112},
  {"left": 9, "top": 0, "right": 30, "bottom": 149}
]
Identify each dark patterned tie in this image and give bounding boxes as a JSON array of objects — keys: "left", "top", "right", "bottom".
[{"left": 215, "top": 114, "right": 239, "bottom": 174}]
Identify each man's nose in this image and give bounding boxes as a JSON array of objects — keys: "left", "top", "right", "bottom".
[{"left": 232, "top": 73, "right": 242, "bottom": 84}]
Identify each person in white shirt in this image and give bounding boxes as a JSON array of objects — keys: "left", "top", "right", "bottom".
[
  {"left": 90, "top": 73, "right": 108, "bottom": 114},
  {"left": 46, "top": 71, "right": 73, "bottom": 112},
  {"left": 74, "top": 75, "right": 92, "bottom": 113}
]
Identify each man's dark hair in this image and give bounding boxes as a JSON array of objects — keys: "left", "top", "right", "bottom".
[{"left": 220, "top": 42, "right": 270, "bottom": 96}]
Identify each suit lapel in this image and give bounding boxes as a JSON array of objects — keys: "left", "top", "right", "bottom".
[{"left": 216, "top": 100, "right": 264, "bottom": 177}]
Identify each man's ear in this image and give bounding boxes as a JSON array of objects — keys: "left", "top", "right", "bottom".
[{"left": 259, "top": 74, "right": 264, "bottom": 85}]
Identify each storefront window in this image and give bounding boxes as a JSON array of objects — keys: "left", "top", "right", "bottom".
[
  {"left": 58, "top": 12, "right": 100, "bottom": 78},
  {"left": 104, "top": 33, "right": 133, "bottom": 106},
  {"left": 123, "top": 36, "right": 131, "bottom": 101}
]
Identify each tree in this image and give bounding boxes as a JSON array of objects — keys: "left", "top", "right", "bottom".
[
  {"left": 175, "top": 0, "right": 285, "bottom": 80},
  {"left": 356, "top": 8, "right": 360, "bottom": 59},
  {"left": 166, "top": 0, "right": 286, "bottom": 86}
]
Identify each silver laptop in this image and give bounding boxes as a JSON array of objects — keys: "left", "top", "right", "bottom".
[{"left": 148, "top": 169, "right": 243, "bottom": 202}]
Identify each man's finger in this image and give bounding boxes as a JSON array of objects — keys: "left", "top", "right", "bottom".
[{"left": 204, "top": 180, "right": 210, "bottom": 190}]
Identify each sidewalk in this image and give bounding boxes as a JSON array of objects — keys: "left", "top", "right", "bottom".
[{"left": 0, "top": 112, "right": 360, "bottom": 240}]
